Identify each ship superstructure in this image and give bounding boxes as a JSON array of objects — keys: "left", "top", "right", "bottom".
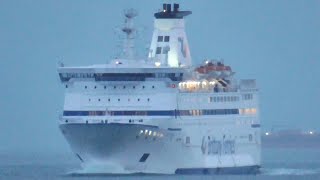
[{"left": 58, "top": 4, "right": 261, "bottom": 174}]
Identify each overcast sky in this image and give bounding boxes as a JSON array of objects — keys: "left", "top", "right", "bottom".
[{"left": 0, "top": 0, "right": 319, "bottom": 153}]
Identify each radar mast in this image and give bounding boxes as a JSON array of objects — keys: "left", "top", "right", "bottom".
[{"left": 122, "top": 9, "right": 138, "bottom": 60}]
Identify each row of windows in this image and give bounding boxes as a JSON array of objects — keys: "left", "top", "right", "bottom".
[
  {"left": 243, "top": 94, "right": 253, "bottom": 100},
  {"left": 209, "top": 96, "right": 240, "bottom": 103},
  {"left": 156, "top": 46, "right": 170, "bottom": 54},
  {"left": 60, "top": 72, "right": 183, "bottom": 82},
  {"left": 179, "top": 109, "right": 239, "bottom": 116},
  {"left": 66, "top": 85, "right": 156, "bottom": 90},
  {"left": 157, "top": 36, "right": 170, "bottom": 42},
  {"left": 63, "top": 109, "right": 240, "bottom": 116},
  {"left": 89, "top": 98, "right": 150, "bottom": 102}
]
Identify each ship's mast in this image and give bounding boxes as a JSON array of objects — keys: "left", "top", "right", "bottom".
[{"left": 122, "top": 9, "right": 138, "bottom": 60}]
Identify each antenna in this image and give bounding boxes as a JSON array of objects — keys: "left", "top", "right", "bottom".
[{"left": 122, "top": 8, "right": 138, "bottom": 59}]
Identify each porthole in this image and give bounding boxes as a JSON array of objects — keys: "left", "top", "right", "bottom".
[
  {"left": 142, "top": 86, "right": 145, "bottom": 89},
  {"left": 147, "top": 98, "right": 150, "bottom": 102},
  {"left": 104, "top": 86, "right": 106, "bottom": 89},
  {"left": 152, "top": 86, "right": 155, "bottom": 89},
  {"left": 94, "top": 86, "right": 97, "bottom": 89},
  {"left": 123, "top": 86, "right": 126, "bottom": 89},
  {"left": 85, "top": 86, "right": 87, "bottom": 89},
  {"left": 108, "top": 98, "right": 110, "bottom": 102},
  {"left": 138, "top": 98, "right": 140, "bottom": 102},
  {"left": 133, "top": 86, "right": 136, "bottom": 89},
  {"left": 98, "top": 99, "right": 101, "bottom": 102},
  {"left": 114, "top": 86, "right": 116, "bottom": 89},
  {"left": 118, "top": 99, "right": 120, "bottom": 102}
]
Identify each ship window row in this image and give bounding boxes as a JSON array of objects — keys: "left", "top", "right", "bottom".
[
  {"left": 89, "top": 98, "right": 150, "bottom": 102},
  {"left": 209, "top": 96, "right": 240, "bottom": 103},
  {"left": 77, "top": 85, "right": 156, "bottom": 90},
  {"left": 239, "top": 108, "right": 257, "bottom": 115},
  {"left": 179, "top": 109, "right": 239, "bottom": 116},
  {"left": 157, "top": 36, "right": 170, "bottom": 42},
  {"left": 243, "top": 94, "right": 253, "bottom": 100},
  {"left": 63, "top": 109, "right": 239, "bottom": 116},
  {"left": 156, "top": 46, "right": 170, "bottom": 54},
  {"left": 60, "top": 73, "right": 183, "bottom": 82}
]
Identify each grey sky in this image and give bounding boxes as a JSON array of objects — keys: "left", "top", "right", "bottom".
[{"left": 0, "top": 0, "right": 319, "bottom": 153}]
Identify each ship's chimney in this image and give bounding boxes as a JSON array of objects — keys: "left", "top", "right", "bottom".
[{"left": 149, "top": 4, "right": 192, "bottom": 67}]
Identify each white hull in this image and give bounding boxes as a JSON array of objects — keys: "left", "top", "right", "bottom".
[{"left": 60, "top": 120, "right": 261, "bottom": 174}]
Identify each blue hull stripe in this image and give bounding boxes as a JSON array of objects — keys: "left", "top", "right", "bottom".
[{"left": 63, "top": 109, "right": 239, "bottom": 116}]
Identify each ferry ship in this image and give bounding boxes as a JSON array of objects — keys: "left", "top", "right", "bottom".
[{"left": 58, "top": 4, "right": 261, "bottom": 174}]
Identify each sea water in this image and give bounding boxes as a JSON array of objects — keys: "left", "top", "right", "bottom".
[{"left": 0, "top": 148, "right": 319, "bottom": 180}]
